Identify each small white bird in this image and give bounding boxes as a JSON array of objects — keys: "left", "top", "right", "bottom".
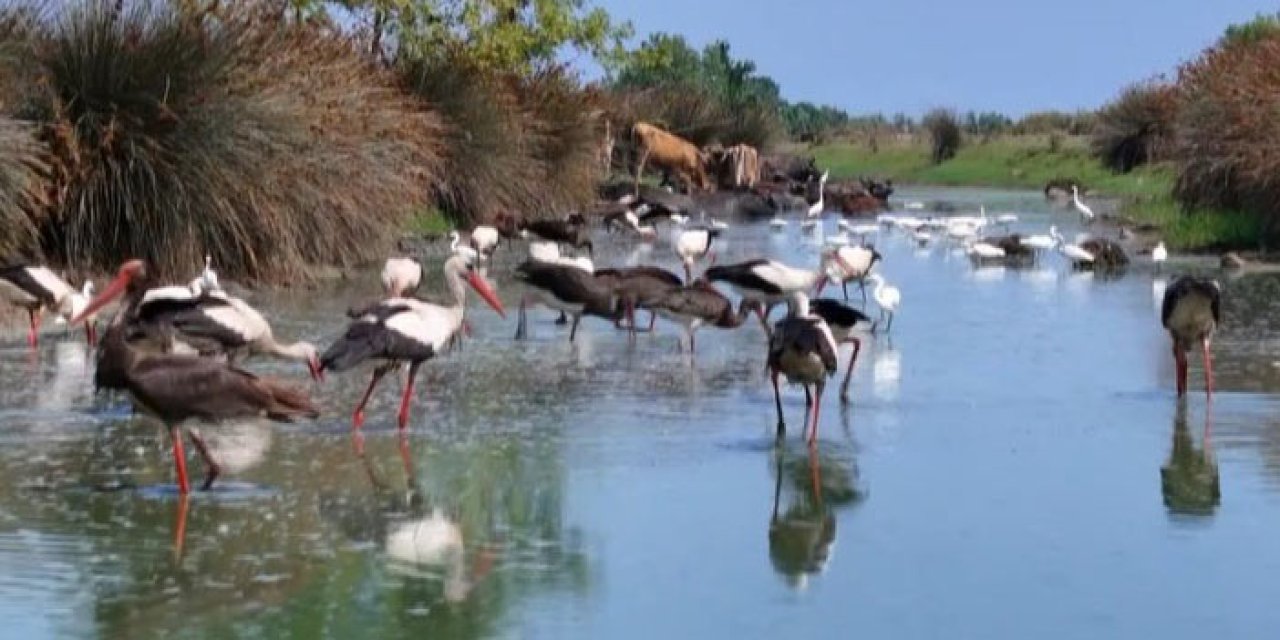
[
  {"left": 1071, "top": 185, "right": 1095, "bottom": 223},
  {"left": 1052, "top": 228, "right": 1094, "bottom": 267},
  {"left": 866, "top": 274, "right": 901, "bottom": 333},
  {"left": 968, "top": 241, "right": 1006, "bottom": 260},
  {"left": 1152, "top": 241, "right": 1168, "bottom": 271},
  {"left": 382, "top": 256, "right": 423, "bottom": 297}
]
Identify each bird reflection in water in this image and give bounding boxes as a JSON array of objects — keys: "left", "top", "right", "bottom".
[
  {"left": 1160, "top": 403, "right": 1220, "bottom": 517},
  {"left": 340, "top": 442, "right": 497, "bottom": 605},
  {"left": 768, "top": 444, "right": 865, "bottom": 589}
]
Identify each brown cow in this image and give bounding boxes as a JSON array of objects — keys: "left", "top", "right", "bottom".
[
  {"left": 707, "top": 143, "right": 760, "bottom": 190},
  {"left": 631, "top": 122, "right": 710, "bottom": 195}
]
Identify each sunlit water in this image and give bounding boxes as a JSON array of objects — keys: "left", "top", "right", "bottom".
[{"left": 3, "top": 187, "right": 1280, "bottom": 638}]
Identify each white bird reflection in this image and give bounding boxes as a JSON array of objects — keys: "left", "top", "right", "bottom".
[
  {"left": 386, "top": 509, "right": 473, "bottom": 603},
  {"left": 872, "top": 345, "right": 901, "bottom": 400}
]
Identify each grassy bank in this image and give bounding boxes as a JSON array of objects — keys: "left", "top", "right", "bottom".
[{"left": 810, "top": 136, "right": 1261, "bottom": 250}]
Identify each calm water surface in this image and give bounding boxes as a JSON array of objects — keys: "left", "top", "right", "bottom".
[{"left": 3, "top": 187, "right": 1280, "bottom": 638}]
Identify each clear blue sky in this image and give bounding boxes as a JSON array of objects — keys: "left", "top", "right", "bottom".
[{"left": 585, "top": 0, "right": 1275, "bottom": 116}]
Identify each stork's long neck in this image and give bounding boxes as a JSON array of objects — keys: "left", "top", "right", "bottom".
[
  {"left": 259, "top": 335, "right": 314, "bottom": 363},
  {"left": 718, "top": 301, "right": 755, "bottom": 328},
  {"left": 445, "top": 265, "right": 468, "bottom": 312}
]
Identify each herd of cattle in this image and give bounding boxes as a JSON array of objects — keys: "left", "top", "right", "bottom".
[{"left": 606, "top": 121, "right": 893, "bottom": 218}]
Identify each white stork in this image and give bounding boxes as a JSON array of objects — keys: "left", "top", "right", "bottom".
[
  {"left": 816, "top": 245, "right": 882, "bottom": 303},
  {"left": 381, "top": 256, "right": 423, "bottom": 298},
  {"left": 675, "top": 227, "right": 720, "bottom": 282},
  {"left": 470, "top": 225, "right": 500, "bottom": 260},
  {"left": 131, "top": 283, "right": 327, "bottom": 380},
  {"left": 0, "top": 265, "right": 97, "bottom": 346},
  {"left": 704, "top": 259, "right": 824, "bottom": 333},
  {"left": 321, "top": 252, "right": 506, "bottom": 432}
]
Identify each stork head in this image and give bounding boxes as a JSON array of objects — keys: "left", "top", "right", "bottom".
[
  {"left": 72, "top": 259, "right": 145, "bottom": 325},
  {"left": 448, "top": 253, "right": 505, "bottom": 319}
]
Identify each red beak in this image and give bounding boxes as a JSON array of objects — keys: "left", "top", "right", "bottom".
[
  {"left": 72, "top": 265, "right": 137, "bottom": 325},
  {"left": 465, "top": 271, "right": 506, "bottom": 318}
]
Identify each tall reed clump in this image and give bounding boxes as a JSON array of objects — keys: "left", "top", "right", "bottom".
[
  {"left": 1091, "top": 81, "right": 1177, "bottom": 173},
  {"left": 1171, "top": 29, "right": 1280, "bottom": 238},
  {"left": 401, "top": 54, "right": 603, "bottom": 225},
  {"left": 922, "top": 108, "right": 961, "bottom": 164},
  {"left": 0, "top": 117, "right": 45, "bottom": 258},
  {"left": 512, "top": 66, "right": 603, "bottom": 215},
  {"left": 6, "top": 1, "right": 441, "bottom": 282},
  {"left": 400, "top": 52, "right": 545, "bottom": 225}
]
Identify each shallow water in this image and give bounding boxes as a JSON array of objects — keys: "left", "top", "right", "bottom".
[{"left": 3, "top": 187, "right": 1280, "bottom": 638}]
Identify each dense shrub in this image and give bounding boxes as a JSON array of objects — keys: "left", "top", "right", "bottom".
[
  {"left": 1091, "top": 81, "right": 1177, "bottom": 173},
  {"left": 0, "top": 117, "right": 44, "bottom": 258},
  {"left": 1171, "top": 28, "right": 1280, "bottom": 234},
  {"left": 922, "top": 108, "right": 961, "bottom": 164},
  {"left": 512, "top": 66, "right": 605, "bottom": 215},
  {"left": 1012, "top": 110, "right": 1096, "bottom": 136},
  {"left": 2, "top": 1, "right": 442, "bottom": 282}
]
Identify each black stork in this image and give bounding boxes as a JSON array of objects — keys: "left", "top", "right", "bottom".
[
  {"left": 71, "top": 260, "right": 320, "bottom": 494},
  {"left": 520, "top": 218, "right": 594, "bottom": 257},
  {"left": 767, "top": 293, "right": 838, "bottom": 445},
  {"left": 592, "top": 266, "right": 682, "bottom": 339},
  {"left": 808, "top": 298, "right": 874, "bottom": 401},
  {"left": 649, "top": 280, "right": 761, "bottom": 353},
  {"left": 1161, "top": 276, "right": 1221, "bottom": 399},
  {"left": 513, "top": 259, "right": 616, "bottom": 342},
  {"left": 321, "top": 252, "right": 506, "bottom": 433}
]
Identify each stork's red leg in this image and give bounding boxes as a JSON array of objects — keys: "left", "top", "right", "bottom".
[
  {"left": 187, "top": 429, "right": 221, "bottom": 491},
  {"left": 353, "top": 365, "right": 391, "bottom": 431},
  {"left": 173, "top": 495, "right": 190, "bottom": 561},
  {"left": 1203, "top": 337, "right": 1215, "bottom": 400},
  {"left": 85, "top": 321, "right": 97, "bottom": 347},
  {"left": 397, "top": 361, "right": 422, "bottom": 431},
  {"left": 808, "top": 381, "right": 825, "bottom": 446},
  {"left": 26, "top": 309, "right": 37, "bottom": 347},
  {"left": 771, "top": 369, "right": 786, "bottom": 440},
  {"left": 841, "top": 338, "right": 862, "bottom": 402},
  {"left": 169, "top": 425, "right": 191, "bottom": 495}
]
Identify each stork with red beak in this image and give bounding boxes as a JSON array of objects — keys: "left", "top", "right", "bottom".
[
  {"left": 71, "top": 260, "right": 320, "bottom": 494},
  {"left": 0, "top": 265, "right": 97, "bottom": 346},
  {"left": 320, "top": 252, "right": 505, "bottom": 433}
]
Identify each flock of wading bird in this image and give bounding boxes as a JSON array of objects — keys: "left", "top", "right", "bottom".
[{"left": 0, "top": 176, "right": 1221, "bottom": 496}]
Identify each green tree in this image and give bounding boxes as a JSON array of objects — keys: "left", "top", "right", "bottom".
[{"left": 294, "top": 0, "right": 631, "bottom": 71}]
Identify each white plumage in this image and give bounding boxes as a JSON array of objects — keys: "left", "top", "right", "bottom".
[
  {"left": 968, "top": 242, "right": 1006, "bottom": 259},
  {"left": 470, "top": 225, "right": 500, "bottom": 258},
  {"left": 1152, "top": 241, "right": 1168, "bottom": 266},
  {"left": 382, "top": 257, "right": 423, "bottom": 297},
  {"left": 866, "top": 274, "right": 901, "bottom": 332},
  {"left": 807, "top": 170, "right": 829, "bottom": 217},
  {"left": 1071, "top": 185, "right": 1095, "bottom": 222},
  {"left": 528, "top": 241, "right": 593, "bottom": 272},
  {"left": 675, "top": 228, "right": 715, "bottom": 280}
]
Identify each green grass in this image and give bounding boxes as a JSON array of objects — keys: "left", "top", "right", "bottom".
[
  {"left": 1123, "top": 195, "right": 1263, "bottom": 251},
  {"left": 406, "top": 208, "right": 454, "bottom": 236},
  {"left": 811, "top": 136, "right": 1262, "bottom": 250},
  {"left": 812, "top": 136, "right": 1170, "bottom": 197}
]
